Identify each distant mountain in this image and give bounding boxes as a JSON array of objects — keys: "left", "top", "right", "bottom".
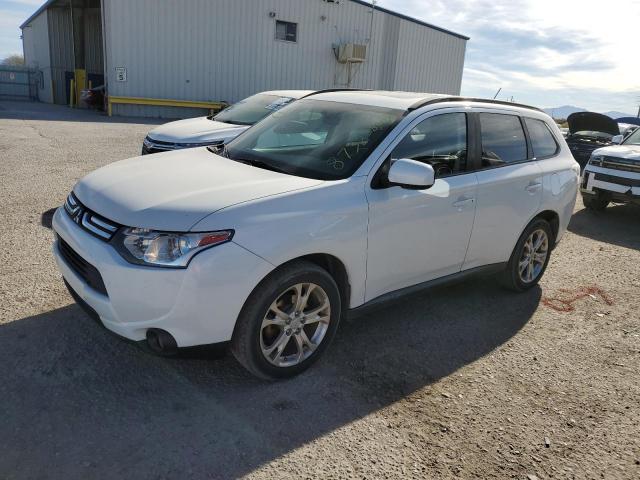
[
  {"left": 603, "top": 111, "right": 635, "bottom": 120},
  {"left": 543, "top": 105, "right": 634, "bottom": 120},
  {"left": 542, "top": 106, "right": 586, "bottom": 119}
]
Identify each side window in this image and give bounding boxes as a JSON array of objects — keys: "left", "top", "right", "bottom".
[
  {"left": 525, "top": 118, "right": 559, "bottom": 158},
  {"left": 391, "top": 113, "right": 467, "bottom": 177},
  {"left": 479, "top": 113, "right": 527, "bottom": 167}
]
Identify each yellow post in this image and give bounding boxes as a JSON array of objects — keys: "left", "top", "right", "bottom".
[
  {"left": 74, "top": 69, "right": 86, "bottom": 108},
  {"left": 107, "top": 98, "right": 112, "bottom": 116},
  {"left": 69, "top": 79, "right": 75, "bottom": 107}
]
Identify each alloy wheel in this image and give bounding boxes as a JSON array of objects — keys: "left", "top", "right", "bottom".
[
  {"left": 260, "top": 283, "right": 331, "bottom": 368},
  {"left": 518, "top": 229, "right": 549, "bottom": 283}
]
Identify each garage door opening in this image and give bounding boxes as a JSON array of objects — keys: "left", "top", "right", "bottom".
[{"left": 21, "top": 0, "right": 105, "bottom": 107}]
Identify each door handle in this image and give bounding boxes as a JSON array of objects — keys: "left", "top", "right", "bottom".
[
  {"left": 452, "top": 198, "right": 474, "bottom": 208},
  {"left": 525, "top": 182, "right": 542, "bottom": 193}
]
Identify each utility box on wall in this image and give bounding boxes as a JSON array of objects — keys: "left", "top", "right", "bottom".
[{"left": 337, "top": 43, "right": 367, "bottom": 63}]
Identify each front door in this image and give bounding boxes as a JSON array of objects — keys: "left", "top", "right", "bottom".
[{"left": 365, "top": 111, "right": 478, "bottom": 302}]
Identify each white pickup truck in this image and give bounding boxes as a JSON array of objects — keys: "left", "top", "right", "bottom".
[{"left": 581, "top": 127, "right": 640, "bottom": 210}]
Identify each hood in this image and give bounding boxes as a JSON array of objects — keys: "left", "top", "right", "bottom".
[
  {"left": 74, "top": 148, "right": 322, "bottom": 231},
  {"left": 567, "top": 112, "right": 619, "bottom": 136},
  {"left": 592, "top": 144, "right": 640, "bottom": 160},
  {"left": 147, "top": 117, "right": 249, "bottom": 143}
]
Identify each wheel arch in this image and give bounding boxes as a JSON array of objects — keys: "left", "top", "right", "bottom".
[
  {"left": 534, "top": 209, "right": 560, "bottom": 245},
  {"left": 253, "top": 253, "right": 351, "bottom": 310},
  {"left": 232, "top": 252, "right": 352, "bottom": 344},
  {"left": 286, "top": 253, "right": 351, "bottom": 311}
]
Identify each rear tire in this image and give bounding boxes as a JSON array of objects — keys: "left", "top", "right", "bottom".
[
  {"left": 231, "top": 260, "right": 341, "bottom": 380},
  {"left": 501, "top": 218, "right": 553, "bottom": 292},
  {"left": 583, "top": 192, "right": 609, "bottom": 211}
]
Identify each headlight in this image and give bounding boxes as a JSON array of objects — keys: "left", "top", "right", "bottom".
[
  {"left": 143, "top": 137, "right": 153, "bottom": 148},
  {"left": 589, "top": 155, "right": 604, "bottom": 166},
  {"left": 114, "top": 228, "right": 233, "bottom": 268}
]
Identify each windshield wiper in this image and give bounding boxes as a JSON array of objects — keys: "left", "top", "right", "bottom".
[
  {"left": 206, "top": 146, "right": 289, "bottom": 174},
  {"left": 217, "top": 118, "right": 253, "bottom": 126},
  {"left": 236, "top": 157, "right": 290, "bottom": 175}
]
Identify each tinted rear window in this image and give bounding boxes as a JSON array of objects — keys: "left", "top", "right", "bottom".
[
  {"left": 525, "top": 118, "right": 559, "bottom": 158},
  {"left": 479, "top": 113, "right": 528, "bottom": 167}
]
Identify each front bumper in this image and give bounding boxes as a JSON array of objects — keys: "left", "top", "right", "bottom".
[
  {"left": 52, "top": 207, "right": 274, "bottom": 347},
  {"left": 581, "top": 165, "right": 640, "bottom": 201}
]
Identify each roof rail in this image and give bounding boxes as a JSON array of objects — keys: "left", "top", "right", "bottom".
[
  {"left": 408, "top": 96, "right": 543, "bottom": 113},
  {"left": 302, "top": 88, "right": 371, "bottom": 98}
]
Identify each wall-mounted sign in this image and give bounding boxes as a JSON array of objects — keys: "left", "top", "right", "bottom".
[{"left": 115, "top": 67, "right": 127, "bottom": 82}]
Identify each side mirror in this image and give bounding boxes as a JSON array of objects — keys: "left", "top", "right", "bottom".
[
  {"left": 611, "top": 135, "right": 623, "bottom": 145},
  {"left": 388, "top": 158, "right": 435, "bottom": 189}
]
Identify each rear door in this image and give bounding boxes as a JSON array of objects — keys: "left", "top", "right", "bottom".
[{"left": 462, "top": 110, "right": 543, "bottom": 270}]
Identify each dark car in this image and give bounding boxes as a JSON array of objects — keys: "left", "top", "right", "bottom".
[{"left": 565, "top": 112, "right": 619, "bottom": 166}]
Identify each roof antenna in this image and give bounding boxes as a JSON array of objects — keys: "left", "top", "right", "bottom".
[{"left": 493, "top": 88, "right": 502, "bottom": 99}]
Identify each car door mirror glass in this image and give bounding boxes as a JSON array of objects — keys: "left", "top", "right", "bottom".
[{"left": 388, "top": 159, "right": 435, "bottom": 189}]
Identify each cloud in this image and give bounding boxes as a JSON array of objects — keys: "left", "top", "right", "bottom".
[
  {"left": 0, "top": 1, "right": 42, "bottom": 59},
  {"left": 378, "top": 0, "right": 640, "bottom": 113}
]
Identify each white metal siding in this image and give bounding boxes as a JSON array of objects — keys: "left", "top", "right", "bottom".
[
  {"left": 393, "top": 21, "right": 466, "bottom": 94},
  {"left": 102, "top": 0, "right": 467, "bottom": 117},
  {"left": 22, "top": 10, "right": 53, "bottom": 103},
  {"left": 84, "top": 8, "right": 104, "bottom": 75}
]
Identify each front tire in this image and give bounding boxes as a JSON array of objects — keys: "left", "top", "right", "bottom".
[
  {"left": 501, "top": 218, "right": 553, "bottom": 292},
  {"left": 582, "top": 192, "right": 609, "bottom": 211},
  {"left": 231, "top": 261, "right": 342, "bottom": 380}
]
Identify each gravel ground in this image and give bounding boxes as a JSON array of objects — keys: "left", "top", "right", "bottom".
[{"left": 0, "top": 100, "right": 638, "bottom": 480}]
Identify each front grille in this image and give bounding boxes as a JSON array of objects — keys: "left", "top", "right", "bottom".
[
  {"left": 568, "top": 144, "right": 597, "bottom": 163},
  {"left": 594, "top": 172, "right": 640, "bottom": 188},
  {"left": 142, "top": 137, "right": 175, "bottom": 155},
  {"left": 601, "top": 156, "right": 640, "bottom": 173},
  {"left": 64, "top": 192, "right": 120, "bottom": 241},
  {"left": 142, "top": 136, "right": 223, "bottom": 155},
  {"left": 57, "top": 235, "right": 108, "bottom": 296}
]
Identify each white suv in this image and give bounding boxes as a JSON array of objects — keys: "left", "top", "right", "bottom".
[
  {"left": 142, "top": 90, "right": 314, "bottom": 154},
  {"left": 52, "top": 91, "right": 579, "bottom": 379},
  {"left": 581, "top": 127, "right": 640, "bottom": 210}
]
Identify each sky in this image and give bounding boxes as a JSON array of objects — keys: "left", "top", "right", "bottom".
[{"left": 1, "top": 0, "right": 638, "bottom": 114}]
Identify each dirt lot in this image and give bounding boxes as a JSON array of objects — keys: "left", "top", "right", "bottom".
[{"left": 0, "top": 100, "right": 638, "bottom": 480}]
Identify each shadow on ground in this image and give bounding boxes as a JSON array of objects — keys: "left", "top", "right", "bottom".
[
  {"left": 568, "top": 203, "right": 640, "bottom": 250},
  {"left": 41, "top": 208, "right": 56, "bottom": 229},
  {"left": 0, "top": 100, "right": 165, "bottom": 125},
  {"left": 0, "top": 278, "right": 539, "bottom": 479}
]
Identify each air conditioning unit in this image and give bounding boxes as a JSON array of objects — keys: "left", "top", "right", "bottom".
[{"left": 337, "top": 43, "right": 366, "bottom": 63}]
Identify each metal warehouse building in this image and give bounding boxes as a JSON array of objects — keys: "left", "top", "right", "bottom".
[{"left": 21, "top": 0, "right": 468, "bottom": 118}]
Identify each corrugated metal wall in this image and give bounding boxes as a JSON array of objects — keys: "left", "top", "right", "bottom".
[
  {"left": 47, "top": 6, "right": 74, "bottom": 104},
  {"left": 103, "top": 0, "right": 467, "bottom": 118},
  {"left": 393, "top": 20, "right": 466, "bottom": 94},
  {"left": 22, "top": 10, "right": 53, "bottom": 103},
  {"left": 84, "top": 8, "right": 104, "bottom": 75}
]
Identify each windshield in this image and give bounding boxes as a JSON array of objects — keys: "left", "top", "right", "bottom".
[
  {"left": 623, "top": 128, "right": 640, "bottom": 145},
  {"left": 214, "top": 94, "right": 295, "bottom": 125},
  {"left": 223, "top": 99, "right": 404, "bottom": 180}
]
